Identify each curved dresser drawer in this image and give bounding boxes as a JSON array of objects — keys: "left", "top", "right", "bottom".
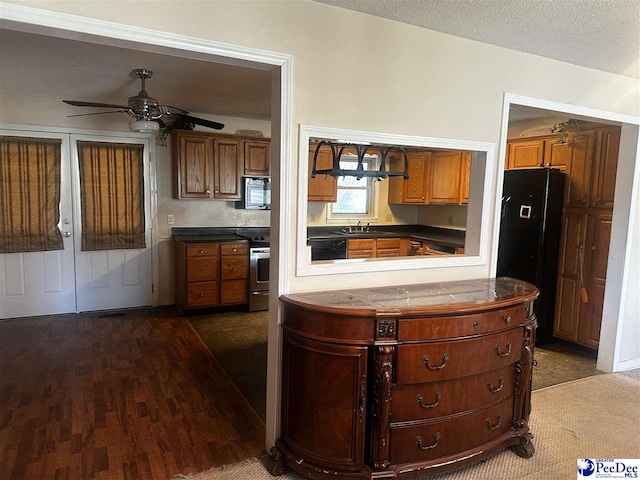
[
  {"left": 389, "top": 397, "right": 514, "bottom": 465},
  {"left": 396, "top": 327, "right": 523, "bottom": 384},
  {"left": 398, "top": 305, "right": 525, "bottom": 341},
  {"left": 391, "top": 364, "right": 516, "bottom": 423}
]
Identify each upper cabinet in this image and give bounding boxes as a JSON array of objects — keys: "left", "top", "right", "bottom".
[
  {"left": 308, "top": 143, "right": 338, "bottom": 202},
  {"left": 506, "top": 140, "right": 544, "bottom": 169},
  {"left": 244, "top": 140, "right": 271, "bottom": 177},
  {"left": 388, "top": 151, "right": 430, "bottom": 204},
  {"left": 563, "top": 131, "right": 595, "bottom": 208},
  {"left": 173, "top": 131, "right": 270, "bottom": 200},
  {"left": 591, "top": 127, "right": 620, "bottom": 209},
  {"left": 389, "top": 149, "right": 469, "bottom": 206}
]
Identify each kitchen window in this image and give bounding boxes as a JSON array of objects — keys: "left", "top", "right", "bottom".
[{"left": 326, "top": 155, "right": 378, "bottom": 221}]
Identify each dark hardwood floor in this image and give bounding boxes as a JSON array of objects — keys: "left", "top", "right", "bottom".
[{"left": 0, "top": 310, "right": 265, "bottom": 480}]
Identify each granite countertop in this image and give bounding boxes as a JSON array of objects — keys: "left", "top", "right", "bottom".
[
  {"left": 281, "top": 277, "right": 539, "bottom": 316},
  {"left": 307, "top": 225, "right": 465, "bottom": 247},
  {"left": 171, "top": 227, "right": 269, "bottom": 244},
  {"left": 173, "top": 234, "right": 247, "bottom": 243}
]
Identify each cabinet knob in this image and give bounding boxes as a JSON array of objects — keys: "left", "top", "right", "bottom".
[
  {"left": 582, "top": 198, "right": 587, "bottom": 203},
  {"left": 214, "top": 190, "right": 219, "bottom": 194},
  {"left": 504, "top": 316, "right": 512, "bottom": 325},
  {"left": 199, "top": 293, "right": 204, "bottom": 298},
  {"left": 232, "top": 248, "right": 237, "bottom": 252},
  {"left": 199, "top": 249, "right": 204, "bottom": 254},
  {"left": 591, "top": 245, "right": 596, "bottom": 251},
  {"left": 473, "top": 321, "right": 479, "bottom": 329},
  {"left": 231, "top": 266, "right": 236, "bottom": 271},
  {"left": 595, "top": 196, "right": 600, "bottom": 202},
  {"left": 205, "top": 189, "right": 211, "bottom": 195}
]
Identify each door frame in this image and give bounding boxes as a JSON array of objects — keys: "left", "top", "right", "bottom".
[
  {"left": 495, "top": 93, "right": 640, "bottom": 373},
  {"left": 0, "top": 3, "right": 293, "bottom": 450}
]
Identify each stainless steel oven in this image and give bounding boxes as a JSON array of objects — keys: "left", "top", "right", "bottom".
[{"left": 249, "top": 246, "right": 270, "bottom": 311}]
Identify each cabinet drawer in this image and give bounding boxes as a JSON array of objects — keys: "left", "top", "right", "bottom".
[
  {"left": 391, "top": 364, "right": 516, "bottom": 422},
  {"left": 376, "top": 248, "right": 400, "bottom": 258},
  {"left": 221, "top": 279, "right": 248, "bottom": 304},
  {"left": 186, "top": 244, "right": 220, "bottom": 257},
  {"left": 398, "top": 306, "right": 525, "bottom": 341},
  {"left": 221, "top": 255, "right": 248, "bottom": 280},
  {"left": 376, "top": 238, "right": 401, "bottom": 249},
  {"left": 389, "top": 397, "right": 514, "bottom": 464},
  {"left": 348, "top": 238, "right": 376, "bottom": 250},
  {"left": 187, "top": 282, "right": 218, "bottom": 307},
  {"left": 347, "top": 250, "right": 375, "bottom": 259},
  {"left": 221, "top": 243, "right": 248, "bottom": 255},
  {"left": 186, "top": 257, "right": 217, "bottom": 282},
  {"left": 396, "top": 328, "right": 523, "bottom": 384}
]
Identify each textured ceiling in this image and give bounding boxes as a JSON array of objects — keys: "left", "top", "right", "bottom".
[
  {"left": 0, "top": 29, "right": 272, "bottom": 120},
  {"left": 314, "top": 0, "right": 640, "bottom": 79}
]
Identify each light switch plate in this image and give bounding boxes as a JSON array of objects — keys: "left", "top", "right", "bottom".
[{"left": 167, "top": 214, "right": 175, "bottom": 225}]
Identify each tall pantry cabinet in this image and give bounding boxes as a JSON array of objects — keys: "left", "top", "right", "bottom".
[{"left": 506, "top": 125, "right": 620, "bottom": 349}]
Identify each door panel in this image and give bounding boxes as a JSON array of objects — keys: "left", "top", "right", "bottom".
[
  {"left": 71, "top": 135, "right": 152, "bottom": 312},
  {"left": 0, "top": 131, "right": 76, "bottom": 319}
]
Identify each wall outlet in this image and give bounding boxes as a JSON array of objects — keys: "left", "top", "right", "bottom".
[
  {"left": 386, "top": 214, "right": 393, "bottom": 222},
  {"left": 448, "top": 215, "right": 454, "bottom": 225},
  {"left": 167, "top": 214, "right": 175, "bottom": 225}
]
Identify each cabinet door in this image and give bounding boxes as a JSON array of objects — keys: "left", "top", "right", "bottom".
[
  {"left": 175, "top": 133, "right": 213, "bottom": 199},
  {"left": 401, "top": 151, "right": 430, "bottom": 204},
  {"left": 308, "top": 146, "right": 337, "bottom": 202},
  {"left": 543, "top": 140, "right": 570, "bottom": 171},
  {"left": 578, "top": 213, "right": 612, "bottom": 348},
  {"left": 244, "top": 140, "right": 271, "bottom": 177},
  {"left": 564, "top": 131, "right": 595, "bottom": 207},
  {"left": 507, "top": 140, "right": 544, "bottom": 169},
  {"left": 281, "top": 332, "right": 368, "bottom": 472},
  {"left": 429, "top": 151, "right": 462, "bottom": 204},
  {"left": 459, "top": 151, "right": 471, "bottom": 204},
  {"left": 213, "top": 139, "right": 243, "bottom": 200},
  {"left": 591, "top": 128, "right": 620, "bottom": 209},
  {"left": 554, "top": 213, "right": 587, "bottom": 342}
]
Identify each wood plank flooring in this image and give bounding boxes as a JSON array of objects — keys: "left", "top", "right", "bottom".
[{"left": 0, "top": 311, "right": 265, "bottom": 480}]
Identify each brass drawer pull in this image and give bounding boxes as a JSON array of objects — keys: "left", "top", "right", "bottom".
[
  {"left": 485, "top": 413, "right": 503, "bottom": 430},
  {"left": 422, "top": 353, "right": 450, "bottom": 370},
  {"left": 504, "top": 315, "right": 512, "bottom": 325},
  {"left": 416, "top": 391, "right": 442, "bottom": 409},
  {"left": 415, "top": 432, "right": 441, "bottom": 450},
  {"left": 199, "top": 249, "right": 204, "bottom": 254},
  {"left": 487, "top": 377, "right": 504, "bottom": 393},
  {"left": 495, "top": 342, "right": 512, "bottom": 358},
  {"left": 473, "top": 321, "right": 479, "bottom": 329}
]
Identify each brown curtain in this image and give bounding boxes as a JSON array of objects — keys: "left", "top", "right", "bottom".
[
  {"left": 77, "top": 141, "right": 146, "bottom": 251},
  {"left": 0, "top": 136, "right": 63, "bottom": 253}
]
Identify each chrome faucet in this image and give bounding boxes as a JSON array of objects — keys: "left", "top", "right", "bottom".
[{"left": 356, "top": 220, "right": 362, "bottom": 231}]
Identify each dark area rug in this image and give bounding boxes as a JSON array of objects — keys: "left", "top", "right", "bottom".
[{"left": 190, "top": 311, "right": 268, "bottom": 422}]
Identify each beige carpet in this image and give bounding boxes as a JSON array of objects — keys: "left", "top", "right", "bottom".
[{"left": 174, "top": 370, "right": 640, "bottom": 480}]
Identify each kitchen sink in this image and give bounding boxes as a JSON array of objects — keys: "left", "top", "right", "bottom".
[{"left": 331, "top": 230, "right": 398, "bottom": 237}]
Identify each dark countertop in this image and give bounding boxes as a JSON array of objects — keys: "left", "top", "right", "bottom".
[
  {"left": 281, "top": 277, "right": 539, "bottom": 316},
  {"left": 307, "top": 225, "right": 465, "bottom": 247},
  {"left": 174, "top": 234, "right": 247, "bottom": 243}
]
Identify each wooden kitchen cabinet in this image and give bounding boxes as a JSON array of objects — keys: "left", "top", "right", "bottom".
[
  {"left": 591, "top": 127, "right": 620, "bottom": 209},
  {"left": 553, "top": 212, "right": 611, "bottom": 348},
  {"left": 174, "top": 133, "right": 213, "bottom": 199},
  {"left": 213, "top": 138, "right": 243, "bottom": 200},
  {"left": 563, "top": 131, "right": 595, "bottom": 208},
  {"left": 175, "top": 239, "right": 249, "bottom": 313},
  {"left": 272, "top": 278, "right": 539, "bottom": 479},
  {"left": 244, "top": 140, "right": 271, "bottom": 177},
  {"left": 388, "top": 151, "right": 431, "bottom": 204},
  {"left": 506, "top": 140, "right": 544, "bottom": 169},
  {"left": 347, "top": 238, "right": 376, "bottom": 259},
  {"left": 375, "top": 238, "right": 401, "bottom": 257},
  {"left": 429, "top": 151, "right": 463, "bottom": 204},
  {"left": 308, "top": 144, "right": 338, "bottom": 202},
  {"left": 459, "top": 151, "right": 471, "bottom": 204},
  {"left": 174, "top": 131, "right": 243, "bottom": 200}
]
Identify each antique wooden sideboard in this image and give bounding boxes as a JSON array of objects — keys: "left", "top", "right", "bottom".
[{"left": 268, "top": 277, "right": 539, "bottom": 479}]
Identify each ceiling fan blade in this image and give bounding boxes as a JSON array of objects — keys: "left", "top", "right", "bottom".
[
  {"left": 180, "top": 114, "right": 225, "bottom": 130},
  {"left": 63, "top": 100, "right": 129, "bottom": 109},
  {"left": 67, "top": 110, "right": 128, "bottom": 118},
  {"left": 159, "top": 105, "right": 189, "bottom": 115}
]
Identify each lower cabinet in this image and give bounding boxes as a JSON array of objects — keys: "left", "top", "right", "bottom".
[
  {"left": 175, "top": 240, "right": 248, "bottom": 313},
  {"left": 554, "top": 211, "right": 612, "bottom": 348},
  {"left": 272, "top": 279, "right": 539, "bottom": 479},
  {"left": 347, "top": 238, "right": 404, "bottom": 259}
]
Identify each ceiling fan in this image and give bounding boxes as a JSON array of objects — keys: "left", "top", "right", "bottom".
[{"left": 63, "top": 68, "right": 224, "bottom": 132}]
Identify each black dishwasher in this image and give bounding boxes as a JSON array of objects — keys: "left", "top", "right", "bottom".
[{"left": 308, "top": 238, "right": 347, "bottom": 261}]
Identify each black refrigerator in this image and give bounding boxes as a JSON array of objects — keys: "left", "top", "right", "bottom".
[{"left": 497, "top": 168, "right": 565, "bottom": 345}]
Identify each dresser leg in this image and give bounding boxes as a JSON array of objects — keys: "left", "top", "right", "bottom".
[
  {"left": 511, "top": 432, "right": 535, "bottom": 458},
  {"left": 267, "top": 446, "right": 285, "bottom": 476}
]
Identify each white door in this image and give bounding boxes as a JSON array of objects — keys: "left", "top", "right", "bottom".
[
  {"left": 0, "top": 131, "right": 77, "bottom": 318},
  {"left": 70, "top": 135, "right": 153, "bottom": 312}
]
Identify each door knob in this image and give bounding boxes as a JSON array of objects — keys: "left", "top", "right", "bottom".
[{"left": 63, "top": 231, "right": 72, "bottom": 238}]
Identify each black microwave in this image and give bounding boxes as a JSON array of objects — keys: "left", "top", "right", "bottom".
[{"left": 238, "top": 178, "right": 270, "bottom": 210}]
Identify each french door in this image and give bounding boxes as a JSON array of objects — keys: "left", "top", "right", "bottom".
[{"left": 0, "top": 130, "right": 153, "bottom": 319}]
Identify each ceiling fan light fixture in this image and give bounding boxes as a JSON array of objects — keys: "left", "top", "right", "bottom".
[{"left": 129, "top": 119, "right": 159, "bottom": 133}]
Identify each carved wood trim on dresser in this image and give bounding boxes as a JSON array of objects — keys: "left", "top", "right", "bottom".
[{"left": 270, "top": 278, "right": 540, "bottom": 479}]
